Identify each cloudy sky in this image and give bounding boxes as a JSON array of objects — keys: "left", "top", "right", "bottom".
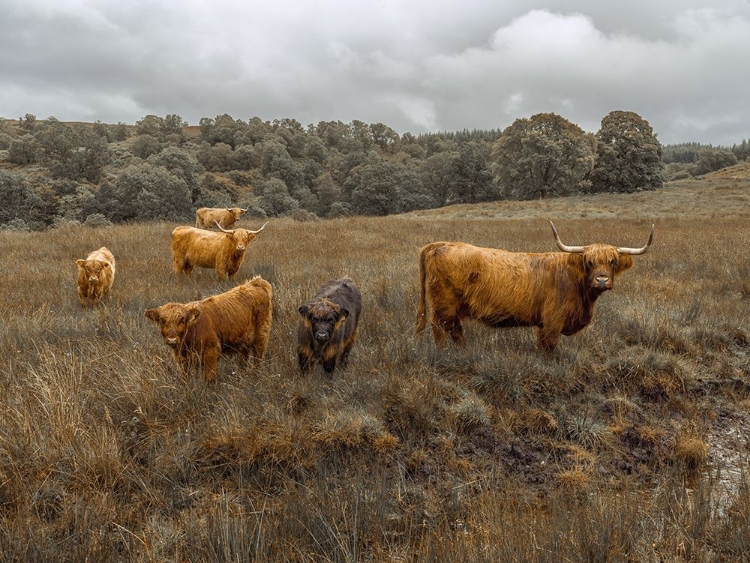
[{"left": 1, "top": 0, "right": 748, "bottom": 145}]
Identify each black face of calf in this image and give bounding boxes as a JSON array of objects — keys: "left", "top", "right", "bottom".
[{"left": 299, "top": 300, "right": 349, "bottom": 348}]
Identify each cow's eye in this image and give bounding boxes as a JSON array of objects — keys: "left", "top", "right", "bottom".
[{"left": 610, "top": 259, "right": 617, "bottom": 268}]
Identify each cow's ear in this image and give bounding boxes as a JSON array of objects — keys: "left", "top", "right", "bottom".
[
  {"left": 616, "top": 255, "right": 634, "bottom": 274},
  {"left": 298, "top": 305, "right": 309, "bottom": 318},
  {"left": 102, "top": 262, "right": 110, "bottom": 270},
  {"left": 145, "top": 308, "right": 160, "bottom": 322},
  {"left": 187, "top": 308, "right": 201, "bottom": 323},
  {"left": 76, "top": 259, "right": 85, "bottom": 267}
]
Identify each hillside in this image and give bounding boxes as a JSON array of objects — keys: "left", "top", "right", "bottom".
[
  {"left": 0, "top": 168, "right": 748, "bottom": 560},
  {"left": 407, "top": 161, "right": 750, "bottom": 221}
]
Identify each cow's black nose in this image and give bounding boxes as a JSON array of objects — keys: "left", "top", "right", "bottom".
[{"left": 315, "top": 332, "right": 329, "bottom": 342}]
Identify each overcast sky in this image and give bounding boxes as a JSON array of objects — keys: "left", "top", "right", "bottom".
[{"left": 1, "top": 0, "right": 749, "bottom": 145}]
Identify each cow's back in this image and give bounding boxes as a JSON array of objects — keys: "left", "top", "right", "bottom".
[
  {"left": 195, "top": 277, "right": 272, "bottom": 342},
  {"left": 315, "top": 278, "right": 362, "bottom": 321},
  {"left": 423, "top": 241, "right": 551, "bottom": 324}
]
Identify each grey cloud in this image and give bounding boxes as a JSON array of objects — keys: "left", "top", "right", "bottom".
[{"left": 1, "top": 0, "right": 748, "bottom": 144}]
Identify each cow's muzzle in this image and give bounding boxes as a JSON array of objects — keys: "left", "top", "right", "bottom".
[
  {"left": 166, "top": 337, "right": 180, "bottom": 348},
  {"left": 593, "top": 275, "right": 612, "bottom": 290},
  {"left": 315, "top": 332, "right": 330, "bottom": 343},
  {"left": 88, "top": 276, "right": 99, "bottom": 284}
]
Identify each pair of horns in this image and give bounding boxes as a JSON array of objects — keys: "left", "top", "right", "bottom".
[
  {"left": 550, "top": 221, "right": 654, "bottom": 255},
  {"left": 215, "top": 221, "right": 269, "bottom": 234}
]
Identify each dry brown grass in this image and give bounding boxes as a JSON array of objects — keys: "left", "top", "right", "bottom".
[{"left": 0, "top": 167, "right": 749, "bottom": 561}]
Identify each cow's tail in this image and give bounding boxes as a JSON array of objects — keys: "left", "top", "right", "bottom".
[{"left": 416, "top": 243, "right": 433, "bottom": 334}]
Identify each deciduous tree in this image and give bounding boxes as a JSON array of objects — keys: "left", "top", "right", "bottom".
[
  {"left": 590, "top": 110, "right": 663, "bottom": 193},
  {"left": 491, "top": 113, "right": 596, "bottom": 200}
]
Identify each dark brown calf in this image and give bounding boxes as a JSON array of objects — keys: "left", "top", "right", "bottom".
[
  {"left": 298, "top": 278, "right": 362, "bottom": 374},
  {"left": 145, "top": 276, "right": 273, "bottom": 382}
]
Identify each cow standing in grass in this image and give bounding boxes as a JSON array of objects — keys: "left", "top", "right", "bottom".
[
  {"left": 76, "top": 247, "right": 116, "bottom": 306},
  {"left": 417, "top": 221, "right": 654, "bottom": 352},
  {"left": 195, "top": 207, "right": 248, "bottom": 230},
  {"left": 298, "top": 278, "right": 362, "bottom": 374},
  {"left": 171, "top": 221, "right": 268, "bottom": 280},
  {"left": 145, "top": 276, "right": 273, "bottom": 382}
]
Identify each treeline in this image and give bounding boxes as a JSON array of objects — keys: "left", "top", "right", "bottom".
[
  {"left": 0, "top": 110, "right": 743, "bottom": 230},
  {"left": 661, "top": 140, "right": 749, "bottom": 178}
]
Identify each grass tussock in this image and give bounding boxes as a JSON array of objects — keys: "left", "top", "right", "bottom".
[{"left": 0, "top": 177, "right": 749, "bottom": 560}]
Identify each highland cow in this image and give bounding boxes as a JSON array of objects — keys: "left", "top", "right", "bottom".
[
  {"left": 298, "top": 278, "right": 362, "bottom": 374},
  {"left": 145, "top": 276, "right": 273, "bottom": 382},
  {"left": 76, "top": 246, "right": 116, "bottom": 306},
  {"left": 417, "top": 221, "right": 654, "bottom": 352},
  {"left": 195, "top": 207, "right": 248, "bottom": 230},
  {"left": 171, "top": 221, "right": 268, "bottom": 280}
]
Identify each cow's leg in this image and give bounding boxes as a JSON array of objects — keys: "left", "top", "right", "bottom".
[
  {"left": 338, "top": 327, "right": 358, "bottom": 369},
  {"left": 430, "top": 311, "right": 449, "bottom": 348},
  {"left": 431, "top": 310, "right": 465, "bottom": 347},
  {"left": 322, "top": 357, "right": 337, "bottom": 375},
  {"left": 536, "top": 326, "right": 560, "bottom": 354},
  {"left": 298, "top": 350, "right": 312, "bottom": 374},
  {"left": 448, "top": 321, "right": 466, "bottom": 346},
  {"left": 174, "top": 353, "right": 191, "bottom": 378},
  {"left": 173, "top": 254, "right": 185, "bottom": 276},
  {"left": 202, "top": 347, "right": 220, "bottom": 382}
]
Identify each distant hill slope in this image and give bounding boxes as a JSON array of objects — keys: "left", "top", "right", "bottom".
[{"left": 406, "top": 162, "right": 750, "bottom": 222}]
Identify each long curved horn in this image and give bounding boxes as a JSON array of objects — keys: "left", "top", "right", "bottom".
[
  {"left": 617, "top": 224, "right": 655, "bottom": 255},
  {"left": 215, "top": 221, "right": 234, "bottom": 233},
  {"left": 240, "top": 207, "right": 248, "bottom": 212},
  {"left": 248, "top": 221, "right": 269, "bottom": 235},
  {"left": 549, "top": 221, "right": 584, "bottom": 253}
]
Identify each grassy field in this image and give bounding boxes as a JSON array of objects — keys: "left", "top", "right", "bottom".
[{"left": 0, "top": 165, "right": 748, "bottom": 561}]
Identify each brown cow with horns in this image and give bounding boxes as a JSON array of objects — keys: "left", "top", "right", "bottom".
[
  {"left": 416, "top": 221, "right": 654, "bottom": 352},
  {"left": 171, "top": 221, "right": 268, "bottom": 280}
]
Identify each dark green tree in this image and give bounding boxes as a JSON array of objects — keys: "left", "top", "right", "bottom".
[
  {"left": 491, "top": 113, "right": 596, "bottom": 199},
  {"left": 590, "top": 110, "right": 663, "bottom": 193},
  {"left": 7, "top": 134, "right": 40, "bottom": 165},
  {"left": 345, "top": 161, "right": 432, "bottom": 215},
  {"left": 0, "top": 171, "right": 47, "bottom": 228},
  {"left": 135, "top": 115, "right": 165, "bottom": 138},
  {"left": 694, "top": 148, "right": 738, "bottom": 175},
  {"left": 110, "top": 163, "right": 192, "bottom": 221},
  {"left": 196, "top": 142, "right": 234, "bottom": 172},
  {"left": 131, "top": 134, "right": 162, "bottom": 159},
  {"left": 148, "top": 147, "right": 204, "bottom": 202},
  {"left": 420, "top": 151, "right": 460, "bottom": 207},
  {"left": 255, "top": 178, "right": 299, "bottom": 217},
  {"left": 453, "top": 141, "right": 497, "bottom": 203}
]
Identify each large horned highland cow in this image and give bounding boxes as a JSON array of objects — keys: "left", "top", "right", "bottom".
[
  {"left": 171, "top": 221, "right": 268, "bottom": 280},
  {"left": 417, "top": 221, "right": 654, "bottom": 352}
]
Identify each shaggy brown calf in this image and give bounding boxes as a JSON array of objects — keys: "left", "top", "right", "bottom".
[
  {"left": 195, "top": 207, "right": 248, "bottom": 230},
  {"left": 171, "top": 221, "right": 268, "bottom": 280},
  {"left": 417, "top": 221, "right": 654, "bottom": 352},
  {"left": 298, "top": 278, "right": 362, "bottom": 374},
  {"left": 76, "top": 246, "right": 116, "bottom": 306},
  {"left": 145, "top": 276, "right": 273, "bottom": 382}
]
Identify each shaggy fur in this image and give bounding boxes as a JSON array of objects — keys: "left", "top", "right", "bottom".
[
  {"left": 298, "top": 278, "right": 362, "bottom": 374},
  {"left": 195, "top": 207, "right": 247, "bottom": 230},
  {"left": 171, "top": 223, "right": 265, "bottom": 280},
  {"left": 76, "top": 247, "right": 116, "bottom": 306},
  {"left": 416, "top": 239, "right": 640, "bottom": 353},
  {"left": 145, "top": 276, "right": 273, "bottom": 382}
]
